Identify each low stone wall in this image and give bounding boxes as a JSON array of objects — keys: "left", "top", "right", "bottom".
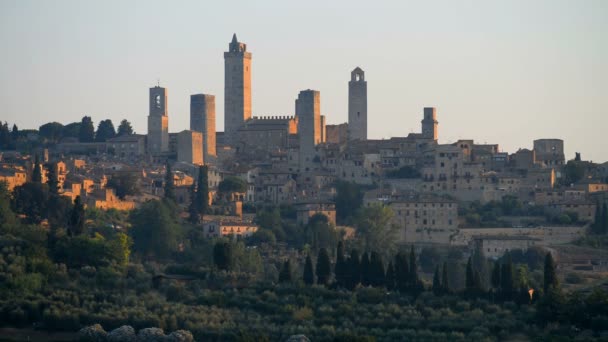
[{"left": 451, "top": 226, "right": 587, "bottom": 246}]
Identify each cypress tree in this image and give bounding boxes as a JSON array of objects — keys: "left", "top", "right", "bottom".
[
  {"left": 195, "top": 165, "right": 209, "bottom": 216},
  {"left": 347, "top": 249, "right": 361, "bottom": 289},
  {"left": 46, "top": 163, "right": 59, "bottom": 195},
  {"left": 408, "top": 246, "right": 419, "bottom": 289},
  {"left": 395, "top": 252, "right": 409, "bottom": 293},
  {"left": 501, "top": 254, "right": 514, "bottom": 300},
  {"left": 32, "top": 154, "right": 42, "bottom": 183},
  {"left": 213, "top": 241, "right": 233, "bottom": 271},
  {"left": 465, "top": 256, "right": 475, "bottom": 291},
  {"left": 543, "top": 252, "right": 559, "bottom": 293},
  {"left": 385, "top": 261, "right": 396, "bottom": 290},
  {"left": 303, "top": 254, "right": 314, "bottom": 285},
  {"left": 491, "top": 260, "right": 501, "bottom": 290},
  {"left": 370, "top": 251, "right": 385, "bottom": 287},
  {"left": 187, "top": 183, "right": 199, "bottom": 224},
  {"left": 432, "top": 266, "right": 441, "bottom": 295},
  {"left": 602, "top": 202, "right": 608, "bottom": 234},
  {"left": 279, "top": 260, "right": 292, "bottom": 283},
  {"left": 316, "top": 247, "right": 332, "bottom": 286},
  {"left": 441, "top": 262, "right": 450, "bottom": 294},
  {"left": 593, "top": 203, "right": 602, "bottom": 234},
  {"left": 360, "top": 252, "right": 371, "bottom": 286},
  {"left": 164, "top": 161, "right": 175, "bottom": 201},
  {"left": 335, "top": 241, "right": 346, "bottom": 288},
  {"left": 68, "top": 195, "right": 85, "bottom": 236}
]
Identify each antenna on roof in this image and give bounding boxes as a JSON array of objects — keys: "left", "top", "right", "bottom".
[{"left": 157, "top": 79, "right": 160, "bottom": 87}]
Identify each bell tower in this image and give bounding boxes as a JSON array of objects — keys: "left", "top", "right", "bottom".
[
  {"left": 421, "top": 107, "right": 438, "bottom": 141},
  {"left": 348, "top": 67, "right": 367, "bottom": 141}
]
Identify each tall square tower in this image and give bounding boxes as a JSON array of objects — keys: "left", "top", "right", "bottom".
[
  {"left": 421, "top": 107, "right": 438, "bottom": 141},
  {"left": 190, "top": 94, "right": 216, "bottom": 161},
  {"left": 224, "top": 33, "right": 252, "bottom": 145},
  {"left": 348, "top": 67, "right": 367, "bottom": 141},
  {"left": 147, "top": 86, "right": 169, "bottom": 154},
  {"left": 296, "top": 89, "right": 321, "bottom": 171}
]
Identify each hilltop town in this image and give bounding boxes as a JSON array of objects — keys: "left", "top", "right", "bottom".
[{"left": 1, "top": 34, "right": 608, "bottom": 341}]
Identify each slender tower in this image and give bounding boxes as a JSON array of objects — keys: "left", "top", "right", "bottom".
[
  {"left": 224, "top": 33, "right": 252, "bottom": 145},
  {"left": 348, "top": 67, "right": 367, "bottom": 141},
  {"left": 190, "top": 94, "right": 216, "bottom": 161},
  {"left": 147, "top": 86, "right": 169, "bottom": 154},
  {"left": 421, "top": 107, "right": 438, "bottom": 141},
  {"left": 296, "top": 90, "right": 321, "bottom": 171}
]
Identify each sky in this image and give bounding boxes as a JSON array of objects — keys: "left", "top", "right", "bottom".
[{"left": 1, "top": 0, "right": 607, "bottom": 162}]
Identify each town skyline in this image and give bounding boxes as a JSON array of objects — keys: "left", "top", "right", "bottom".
[{"left": 1, "top": 0, "right": 607, "bottom": 162}]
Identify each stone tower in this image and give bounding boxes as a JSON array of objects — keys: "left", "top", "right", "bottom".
[
  {"left": 190, "top": 94, "right": 216, "bottom": 161},
  {"left": 296, "top": 90, "right": 321, "bottom": 171},
  {"left": 224, "top": 33, "right": 252, "bottom": 145},
  {"left": 348, "top": 67, "right": 367, "bottom": 141},
  {"left": 147, "top": 86, "right": 169, "bottom": 154},
  {"left": 421, "top": 107, "right": 438, "bottom": 141}
]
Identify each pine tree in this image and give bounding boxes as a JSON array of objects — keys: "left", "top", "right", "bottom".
[
  {"left": 316, "top": 247, "right": 332, "bottom": 286},
  {"left": 432, "top": 266, "right": 441, "bottom": 295},
  {"left": 46, "top": 163, "right": 59, "bottom": 195},
  {"left": 164, "top": 161, "right": 175, "bottom": 201},
  {"left": 117, "top": 119, "right": 134, "bottom": 136},
  {"left": 68, "top": 196, "right": 85, "bottom": 236},
  {"left": 543, "top": 252, "right": 559, "bottom": 293},
  {"left": 213, "top": 241, "right": 233, "bottom": 271},
  {"left": 369, "top": 251, "right": 385, "bottom": 287},
  {"left": 279, "top": 260, "right": 292, "bottom": 283},
  {"left": 303, "top": 254, "right": 314, "bottom": 285},
  {"left": 95, "top": 119, "right": 116, "bottom": 142},
  {"left": 335, "top": 241, "right": 346, "bottom": 288},
  {"left": 32, "top": 154, "right": 42, "bottom": 183},
  {"left": 385, "top": 261, "right": 396, "bottom": 290},
  {"left": 408, "top": 246, "right": 419, "bottom": 291},
  {"left": 441, "top": 262, "right": 450, "bottom": 294}
]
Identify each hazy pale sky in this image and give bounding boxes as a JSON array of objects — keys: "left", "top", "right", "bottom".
[{"left": 1, "top": 0, "right": 607, "bottom": 162}]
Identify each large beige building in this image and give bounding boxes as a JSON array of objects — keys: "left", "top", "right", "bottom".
[
  {"left": 147, "top": 86, "right": 169, "bottom": 154},
  {"left": 177, "top": 130, "right": 204, "bottom": 165},
  {"left": 190, "top": 94, "right": 216, "bottom": 161},
  {"left": 348, "top": 67, "right": 367, "bottom": 141},
  {"left": 224, "top": 34, "right": 252, "bottom": 145}
]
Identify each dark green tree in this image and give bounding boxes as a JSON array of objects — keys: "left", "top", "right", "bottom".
[
  {"left": 95, "top": 119, "right": 116, "bottom": 142},
  {"left": 0, "top": 122, "right": 11, "bottom": 149},
  {"left": 432, "top": 266, "right": 441, "bottom": 295},
  {"left": 187, "top": 183, "right": 200, "bottom": 224},
  {"left": 385, "top": 261, "right": 396, "bottom": 290},
  {"left": 355, "top": 204, "right": 398, "bottom": 258},
  {"left": 335, "top": 241, "right": 347, "bottom": 288},
  {"left": 218, "top": 176, "right": 247, "bottom": 195},
  {"left": 11, "top": 182, "right": 48, "bottom": 224},
  {"left": 394, "top": 252, "right": 409, "bottom": 293},
  {"left": 62, "top": 122, "right": 81, "bottom": 138},
  {"left": 305, "top": 213, "right": 338, "bottom": 251},
  {"left": 592, "top": 203, "right": 602, "bottom": 234},
  {"left": 106, "top": 173, "right": 140, "bottom": 199},
  {"left": 68, "top": 196, "right": 85, "bottom": 236},
  {"left": 442, "top": 262, "right": 450, "bottom": 294},
  {"left": 360, "top": 252, "right": 371, "bottom": 286},
  {"left": 45, "top": 163, "right": 59, "bottom": 195},
  {"left": 543, "top": 252, "right": 559, "bottom": 293},
  {"left": 491, "top": 260, "right": 501, "bottom": 290},
  {"left": 369, "top": 251, "right": 385, "bottom": 287},
  {"left": 32, "top": 154, "right": 42, "bottom": 183},
  {"left": 278, "top": 260, "right": 292, "bottom": 283},
  {"left": 303, "top": 254, "right": 314, "bottom": 285},
  {"left": 117, "top": 119, "right": 134, "bottom": 136},
  {"left": 164, "top": 161, "right": 175, "bottom": 201},
  {"left": 466, "top": 256, "right": 475, "bottom": 292},
  {"left": 346, "top": 249, "right": 361, "bottom": 289},
  {"left": 501, "top": 254, "right": 514, "bottom": 300},
  {"left": 602, "top": 202, "right": 608, "bottom": 234},
  {"left": 129, "top": 199, "right": 180, "bottom": 260},
  {"left": 38, "top": 122, "right": 64, "bottom": 142},
  {"left": 408, "top": 246, "right": 420, "bottom": 292},
  {"left": 316, "top": 247, "right": 332, "bottom": 286},
  {"left": 334, "top": 180, "right": 363, "bottom": 224},
  {"left": 195, "top": 165, "right": 209, "bottom": 216},
  {"left": 213, "top": 241, "right": 234, "bottom": 271},
  {"left": 79, "top": 116, "right": 95, "bottom": 142}
]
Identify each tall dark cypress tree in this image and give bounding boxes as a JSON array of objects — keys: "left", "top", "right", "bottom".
[
  {"left": 347, "top": 249, "right": 361, "bottom": 289},
  {"left": 408, "top": 246, "right": 419, "bottom": 290},
  {"left": 491, "top": 260, "right": 501, "bottom": 290},
  {"left": 432, "top": 266, "right": 441, "bottom": 295},
  {"left": 68, "top": 195, "right": 85, "bottom": 236},
  {"left": 335, "top": 241, "right": 346, "bottom": 288},
  {"left": 543, "top": 252, "right": 559, "bottom": 293},
  {"left": 602, "top": 202, "right": 608, "bottom": 234},
  {"left": 593, "top": 203, "right": 602, "bottom": 234},
  {"left": 79, "top": 116, "right": 95, "bottom": 142},
  {"left": 187, "top": 183, "right": 199, "bottom": 224},
  {"left": 195, "top": 165, "right": 209, "bottom": 216},
  {"left": 46, "top": 163, "right": 59, "bottom": 195},
  {"left": 395, "top": 252, "right": 409, "bottom": 293},
  {"left": 360, "top": 252, "right": 371, "bottom": 286},
  {"left": 465, "top": 256, "right": 475, "bottom": 292},
  {"left": 369, "top": 251, "right": 385, "bottom": 287},
  {"left": 32, "top": 154, "right": 42, "bottom": 183},
  {"left": 441, "top": 262, "right": 450, "bottom": 294},
  {"left": 316, "top": 248, "right": 332, "bottom": 286},
  {"left": 279, "top": 260, "right": 292, "bottom": 283},
  {"left": 164, "top": 161, "right": 175, "bottom": 201},
  {"left": 501, "top": 254, "right": 514, "bottom": 300},
  {"left": 385, "top": 261, "right": 396, "bottom": 290},
  {"left": 303, "top": 254, "right": 314, "bottom": 285}
]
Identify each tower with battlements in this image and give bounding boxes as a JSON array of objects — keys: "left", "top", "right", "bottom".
[
  {"left": 296, "top": 90, "right": 321, "bottom": 171},
  {"left": 224, "top": 33, "right": 252, "bottom": 145},
  {"left": 421, "top": 107, "right": 438, "bottom": 141},
  {"left": 348, "top": 67, "right": 367, "bottom": 141}
]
